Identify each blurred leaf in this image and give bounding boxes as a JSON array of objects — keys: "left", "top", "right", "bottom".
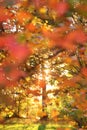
[
  {"left": 81, "top": 67, "right": 87, "bottom": 77},
  {"left": 0, "top": 7, "right": 13, "bottom": 22}
]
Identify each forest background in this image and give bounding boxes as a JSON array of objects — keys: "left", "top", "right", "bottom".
[{"left": 0, "top": 0, "right": 87, "bottom": 129}]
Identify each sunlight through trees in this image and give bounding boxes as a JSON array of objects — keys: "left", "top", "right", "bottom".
[{"left": 0, "top": 0, "right": 87, "bottom": 129}]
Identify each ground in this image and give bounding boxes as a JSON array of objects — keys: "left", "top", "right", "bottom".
[{"left": 0, "top": 118, "right": 78, "bottom": 130}]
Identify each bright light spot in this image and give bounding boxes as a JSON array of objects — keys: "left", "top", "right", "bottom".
[
  {"left": 38, "top": 73, "right": 43, "bottom": 80},
  {"left": 48, "top": 93, "right": 54, "bottom": 98},
  {"left": 44, "top": 60, "right": 51, "bottom": 68},
  {"left": 62, "top": 70, "right": 69, "bottom": 75},
  {"left": 46, "top": 84, "right": 54, "bottom": 90},
  {"left": 44, "top": 69, "right": 50, "bottom": 74},
  {"left": 37, "top": 96, "right": 42, "bottom": 101},
  {"left": 59, "top": 63, "right": 66, "bottom": 68}
]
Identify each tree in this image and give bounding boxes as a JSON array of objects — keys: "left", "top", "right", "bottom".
[{"left": 0, "top": 0, "right": 87, "bottom": 128}]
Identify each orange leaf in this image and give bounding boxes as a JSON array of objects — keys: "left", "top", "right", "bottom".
[
  {"left": 34, "top": 98, "right": 39, "bottom": 102},
  {"left": 64, "top": 57, "right": 72, "bottom": 64},
  {"left": 16, "top": 11, "right": 32, "bottom": 24},
  {"left": 0, "top": 7, "right": 13, "bottom": 22},
  {"left": 37, "top": 110, "right": 47, "bottom": 117},
  {"left": 77, "top": 4, "right": 87, "bottom": 14},
  {"left": 65, "top": 128, "right": 72, "bottom": 130},
  {"left": 26, "top": 23, "right": 36, "bottom": 32},
  {"left": 42, "top": 26, "right": 66, "bottom": 41},
  {"left": 57, "top": 129, "right": 64, "bottom": 130},
  {"left": 48, "top": 0, "right": 58, "bottom": 9},
  {"left": 81, "top": 67, "right": 87, "bottom": 77},
  {"left": 66, "top": 30, "right": 87, "bottom": 44},
  {"left": 51, "top": 109, "right": 59, "bottom": 118},
  {"left": 61, "top": 39, "right": 76, "bottom": 50},
  {"left": 36, "top": 79, "right": 46, "bottom": 88}
]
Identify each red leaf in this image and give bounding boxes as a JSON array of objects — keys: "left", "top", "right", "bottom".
[
  {"left": 66, "top": 30, "right": 87, "bottom": 44},
  {"left": 0, "top": 35, "right": 32, "bottom": 63},
  {"left": 9, "top": 44, "right": 30, "bottom": 63},
  {"left": 7, "top": 69, "right": 25, "bottom": 81},
  {"left": 2, "top": 62, "right": 26, "bottom": 82},
  {"left": 0, "top": 36, "right": 5, "bottom": 48},
  {"left": 81, "top": 67, "right": 87, "bottom": 77},
  {"left": 0, "top": 35, "right": 15, "bottom": 48},
  {"left": 0, "top": 7, "right": 13, "bottom": 22},
  {"left": 32, "top": 0, "right": 46, "bottom": 8},
  {"left": 61, "top": 39, "right": 76, "bottom": 50},
  {"left": 0, "top": 70, "right": 7, "bottom": 86},
  {"left": 42, "top": 26, "right": 67, "bottom": 41},
  {"left": 55, "top": 1, "right": 69, "bottom": 16}
]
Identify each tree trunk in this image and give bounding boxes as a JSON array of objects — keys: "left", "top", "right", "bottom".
[{"left": 42, "top": 85, "right": 47, "bottom": 112}]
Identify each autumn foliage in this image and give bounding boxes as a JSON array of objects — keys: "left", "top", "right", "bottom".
[{"left": 0, "top": 0, "right": 87, "bottom": 129}]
